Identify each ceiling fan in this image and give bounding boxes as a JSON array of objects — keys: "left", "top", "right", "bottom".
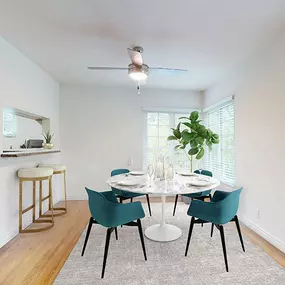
[{"left": 87, "top": 46, "right": 187, "bottom": 94}]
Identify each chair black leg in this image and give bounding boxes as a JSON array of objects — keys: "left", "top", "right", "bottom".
[
  {"left": 115, "top": 227, "right": 118, "bottom": 240},
  {"left": 185, "top": 216, "right": 195, "bottom": 256},
  {"left": 173, "top": 194, "right": 178, "bottom": 216},
  {"left": 81, "top": 217, "right": 93, "bottom": 256},
  {"left": 137, "top": 219, "right": 147, "bottom": 261},
  {"left": 211, "top": 223, "right": 214, "bottom": 237},
  {"left": 101, "top": 228, "right": 112, "bottom": 278},
  {"left": 119, "top": 198, "right": 123, "bottom": 227},
  {"left": 146, "top": 194, "right": 152, "bottom": 216},
  {"left": 130, "top": 198, "right": 133, "bottom": 202},
  {"left": 219, "top": 225, "right": 229, "bottom": 272},
  {"left": 201, "top": 197, "right": 205, "bottom": 227},
  {"left": 234, "top": 215, "right": 245, "bottom": 252}
]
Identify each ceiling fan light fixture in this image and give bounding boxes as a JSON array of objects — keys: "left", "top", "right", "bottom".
[
  {"left": 129, "top": 71, "right": 148, "bottom": 81},
  {"left": 128, "top": 64, "right": 148, "bottom": 81}
]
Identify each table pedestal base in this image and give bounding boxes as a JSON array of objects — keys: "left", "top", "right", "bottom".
[{"left": 145, "top": 224, "right": 182, "bottom": 242}]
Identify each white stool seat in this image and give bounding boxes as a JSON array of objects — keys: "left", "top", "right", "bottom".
[
  {"left": 18, "top": 167, "right": 54, "bottom": 178},
  {"left": 38, "top": 164, "right": 66, "bottom": 172}
]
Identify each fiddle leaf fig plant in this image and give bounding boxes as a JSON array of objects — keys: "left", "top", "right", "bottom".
[{"left": 167, "top": 111, "right": 219, "bottom": 171}]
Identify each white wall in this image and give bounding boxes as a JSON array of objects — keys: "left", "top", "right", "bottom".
[
  {"left": 204, "top": 35, "right": 285, "bottom": 252},
  {"left": 60, "top": 85, "right": 202, "bottom": 199},
  {"left": 0, "top": 37, "right": 61, "bottom": 247}
]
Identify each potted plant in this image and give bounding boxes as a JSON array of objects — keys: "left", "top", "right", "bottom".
[
  {"left": 167, "top": 111, "right": 219, "bottom": 172},
  {"left": 42, "top": 130, "right": 54, "bottom": 149}
]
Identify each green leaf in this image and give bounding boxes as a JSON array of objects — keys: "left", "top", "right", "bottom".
[
  {"left": 196, "top": 136, "right": 204, "bottom": 145},
  {"left": 174, "top": 145, "right": 182, "bottom": 150},
  {"left": 206, "top": 140, "right": 212, "bottom": 148},
  {"left": 212, "top": 138, "right": 219, "bottom": 144},
  {"left": 196, "top": 147, "right": 204, "bottom": 160},
  {"left": 181, "top": 130, "right": 195, "bottom": 142},
  {"left": 179, "top": 116, "right": 190, "bottom": 120},
  {"left": 190, "top": 122, "right": 198, "bottom": 131},
  {"left": 188, "top": 148, "right": 199, "bottom": 155},
  {"left": 182, "top": 122, "right": 192, "bottom": 128},
  {"left": 197, "top": 125, "right": 207, "bottom": 136},
  {"left": 167, "top": 135, "right": 178, "bottom": 141},
  {"left": 190, "top": 139, "right": 198, "bottom": 147},
  {"left": 211, "top": 133, "right": 219, "bottom": 143},
  {"left": 173, "top": 129, "right": 181, "bottom": 139},
  {"left": 212, "top": 133, "right": 219, "bottom": 140},
  {"left": 190, "top": 111, "right": 199, "bottom": 122},
  {"left": 207, "top": 128, "right": 213, "bottom": 136},
  {"left": 42, "top": 130, "right": 54, "bottom": 143}
]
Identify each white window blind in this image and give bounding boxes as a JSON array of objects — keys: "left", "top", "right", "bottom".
[
  {"left": 144, "top": 112, "right": 195, "bottom": 171},
  {"left": 204, "top": 100, "right": 236, "bottom": 186}
]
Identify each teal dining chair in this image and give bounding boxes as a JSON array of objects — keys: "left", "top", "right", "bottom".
[
  {"left": 111, "top": 169, "right": 152, "bottom": 216},
  {"left": 173, "top": 169, "right": 213, "bottom": 217},
  {"left": 81, "top": 188, "right": 147, "bottom": 278},
  {"left": 185, "top": 188, "right": 244, "bottom": 272}
]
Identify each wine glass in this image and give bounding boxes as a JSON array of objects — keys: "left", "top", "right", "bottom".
[
  {"left": 147, "top": 163, "right": 154, "bottom": 181},
  {"left": 198, "top": 162, "right": 203, "bottom": 176}
]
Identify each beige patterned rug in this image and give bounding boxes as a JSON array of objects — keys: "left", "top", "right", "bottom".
[{"left": 55, "top": 203, "right": 285, "bottom": 285}]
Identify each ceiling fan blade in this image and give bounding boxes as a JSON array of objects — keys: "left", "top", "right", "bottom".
[
  {"left": 87, "top": 67, "right": 128, "bottom": 70},
  {"left": 127, "top": 48, "right": 143, "bottom": 66},
  {"left": 149, "top": 67, "right": 187, "bottom": 74}
]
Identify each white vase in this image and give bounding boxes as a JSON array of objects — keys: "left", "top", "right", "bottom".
[{"left": 42, "top": 143, "right": 54, "bottom": 149}]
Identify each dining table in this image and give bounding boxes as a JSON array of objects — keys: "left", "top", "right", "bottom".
[{"left": 106, "top": 172, "right": 220, "bottom": 242}]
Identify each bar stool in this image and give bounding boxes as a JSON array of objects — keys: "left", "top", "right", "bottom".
[
  {"left": 38, "top": 164, "right": 67, "bottom": 216},
  {"left": 18, "top": 167, "right": 54, "bottom": 233}
]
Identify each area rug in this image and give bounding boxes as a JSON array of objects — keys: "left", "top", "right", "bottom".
[{"left": 55, "top": 203, "right": 285, "bottom": 285}]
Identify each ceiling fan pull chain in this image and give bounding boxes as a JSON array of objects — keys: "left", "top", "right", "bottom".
[{"left": 137, "top": 82, "right": 140, "bottom": 96}]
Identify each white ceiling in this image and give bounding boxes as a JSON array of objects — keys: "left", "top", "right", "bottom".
[{"left": 1, "top": 0, "right": 285, "bottom": 90}]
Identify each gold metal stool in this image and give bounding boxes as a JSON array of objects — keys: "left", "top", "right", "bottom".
[
  {"left": 38, "top": 164, "right": 67, "bottom": 216},
  {"left": 18, "top": 167, "right": 54, "bottom": 233}
]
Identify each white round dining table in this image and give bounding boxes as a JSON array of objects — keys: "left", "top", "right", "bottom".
[{"left": 106, "top": 173, "right": 220, "bottom": 242}]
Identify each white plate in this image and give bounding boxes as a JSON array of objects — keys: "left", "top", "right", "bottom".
[
  {"left": 187, "top": 180, "right": 211, "bottom": 187},
  {"left": 177, "top": 171, "right": 197, "bottom": 176},
  {"left": 129, "top": 171, "right": 146, "bottom": 176},
  {"left": 117, "top": 180, "right": 139, "bottom": 187}
]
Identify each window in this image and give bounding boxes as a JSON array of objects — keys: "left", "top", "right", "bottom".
[
  {"left": 144, "top": 111, "right": 195, "bottom": 171},
  {"left": 3, "top": 112, "right": 16, "bottom": 137},
  {"left": 204, "top": 100, "right": 235, "bottom": 186}
]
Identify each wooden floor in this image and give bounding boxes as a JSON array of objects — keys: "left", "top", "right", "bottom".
[
  {"left": 0, "top": 199, "right": 284, "bottom": 285},
  {"left": 0, "top": 201, "right": 90, "bottom": 285}
]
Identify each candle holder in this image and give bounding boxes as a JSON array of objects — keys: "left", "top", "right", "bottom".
[{"left": 154, "top": 155, "right": 173, "bottom": 181}]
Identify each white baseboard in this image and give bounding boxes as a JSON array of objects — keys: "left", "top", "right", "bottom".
[
  {"left": 67, "top": 195, "right": 88, "bottom": 200},
  {"left": 67, "top": 194, "right": 164, "bottom": 201},
  {"left": 239, "top": 215, "right": 285, "bottom": 253},
  {"left": 0, "top": 229, "right": 18, "bottom": 248},
  {"left": 0, "top": 197, "right": 62, "bottom": 248}
]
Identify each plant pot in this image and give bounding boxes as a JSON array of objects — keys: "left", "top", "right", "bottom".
[{"left": 42, "top": 143, "right": 54, "bottom": 149}]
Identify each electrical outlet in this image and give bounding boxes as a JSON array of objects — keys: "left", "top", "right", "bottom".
[
  {"left": 127, "top": 157, "right": 133, "bottom": 166},
  {"left": 256, "top": 208, "right": 260, "bottom": 220}
]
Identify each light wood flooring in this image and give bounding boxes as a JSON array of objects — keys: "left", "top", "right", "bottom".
[{"left": 0, "top": 199, "right": 284, "bottom": 285}]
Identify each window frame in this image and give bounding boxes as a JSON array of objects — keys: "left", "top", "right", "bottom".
[{"left": 143, "top": 109, "right": 200, "bottom": 171}]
